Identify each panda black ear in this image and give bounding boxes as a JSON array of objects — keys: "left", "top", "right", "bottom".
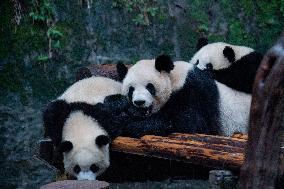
[
  {"left": 196, "top": 37, "right": 208, "bottom": 51},
  {"left": 58, "top": 141, "right": 73, "bottom": 153},
  {"left": 116, "top": 62, "right": 128, "bottom": 82},
  {"left": 155, "top": 55, "right": 174, "bottom": 73},
  {"left": 223, "top": 46, "right": 235, "bottom": 63},
  {"left": 96, "top": 135, "right": 110, "bottom": 147}
]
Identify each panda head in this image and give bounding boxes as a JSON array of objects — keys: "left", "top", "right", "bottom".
[
  {"left": 117, "top": 55, "right": 174, "bottom": 116},
  {"left": 59, "top": 111, "right": 110, "bottom": 180},
  {"left": 44, "top": 101, "right": 111, "bottom": 180},
  {"left": 190, "top": 38, "right": 255, "bottom": 71}
]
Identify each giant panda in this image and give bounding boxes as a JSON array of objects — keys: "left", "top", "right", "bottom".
[
  {"left": 116, "top": 55, "right": 221, "bottom": 138},
  {"left": 189, "top": 38, "right": 263, "bottom": 93},
  {"left": 43, "top": 76, "right": 128, "bottom": 180},
  {"left": 117, "top": 55, "right": 250, "bottom": 137}
]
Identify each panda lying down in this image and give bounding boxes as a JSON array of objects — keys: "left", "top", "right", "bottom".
[
  {"left": 43, "top": 55, "right": 251, "bottom": 179},
  {"left": 43, "top": 76, "right": 129, "bottom": 180},
  {"left": 117, "top": 55, "right": 251, "bottom": 137}
]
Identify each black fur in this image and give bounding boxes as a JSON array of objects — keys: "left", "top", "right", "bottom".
[
  {"left": 206, "top": 63, "right": 213, "bottom": 71},
  {"left": 155, "top": 55, "right": 174, "bottom": 73},
  {"left": 121, "top": 67, "right": 220, "bottom": 138},
  {"left": 103, "top": 94, "right": 129, "bottom": 114},
  {"left": 196, "top": 37, "right": 209, "bottom": 51},
  {"left": 70, "top": 100, "right": 129, "bottom": 138},
  {"left": 58, "top": 141, "right": 73, "bottom": 153},
  {"left": 90, "top": 164, "right": 100, "bottom": 173},
  {"left": 117, "top": 62, "right": 128, "bottom": 81},
  {"left": 128, "top": 86, "right": 134, "bottom": 101},
  {"left": 73, "top": 165, "right": 81, "bottom": 174},
  {"left": 96, "top": 135, "right": 110, "bottom": 147},
  {"left": 43, "top": 94, "right": 131, "bottom": 147},
  {"left": 161, "top": 67, "right": 220, "bottom": 134},
  {"left": 146, "top": 83, "right": 156, "bottom": 96},
  {"left": 223, "top": 46, "right": 236, "bottom": 63},
  {"left": 43, "top": 100, "right": 71, "bottom": 146},
  {"left": 194, "top": 60, "right": 199, "bottom": 65},
  {"left": 214, "top": 51, "right": 263, "bottom": 93}
]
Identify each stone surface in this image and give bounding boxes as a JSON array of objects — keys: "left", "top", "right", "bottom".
[
  {"left": 40, "top": 180, "right": 109, "bottom": 189},
  {"left": 209, "top": 170, "right": 237, "bottom": 189}
]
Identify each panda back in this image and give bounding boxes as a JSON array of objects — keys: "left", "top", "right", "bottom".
[
  {"left": 216, "top": 81, "right": 251, "bottom": 136},
  {"left": 166, "top": 66, "right": 220, "bottom": 134},
  {"left": 58, "top": 76, "right": 122, "bottom": 105}
]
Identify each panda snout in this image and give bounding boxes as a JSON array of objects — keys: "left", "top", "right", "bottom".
[{"left": 133, "top": 100, "right": 145, "bottom": 107}]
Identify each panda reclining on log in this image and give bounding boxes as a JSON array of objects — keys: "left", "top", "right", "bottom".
[
  {"left": 190, "top": 38, "right": 263, "bottom": 94},
  {"left": 43, "top": 51, "right": 255, "bottom": 178},
  {"left": 117, "top": 54, "right": 252, "bottom": 137},
  {"left": 43, "top": 76, "right": 130, "bottom": 180}
]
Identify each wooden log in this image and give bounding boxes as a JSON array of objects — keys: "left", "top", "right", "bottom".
[
  {"left": 112, "top": 133, "right": 245, "bottom": 170},
  {"left": 76, "top": 64, "right": 132, "bottom": 81},
  {"left": 239, "top": 33, "right": 284, "bottom": 189}
]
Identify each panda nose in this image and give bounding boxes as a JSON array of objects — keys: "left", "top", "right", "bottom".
[{"left": 134, "top": 100, "right": 145, "bottom": 106}]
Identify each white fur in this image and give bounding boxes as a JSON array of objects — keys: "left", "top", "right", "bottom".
[
  {"left": 63, "top": 111, "right": 110, "bottom": 178},
  {"left": 59, "top": 76, "right": 122, "bottom": 105},
  {"left": 170, "top": 61, "right": 193, "bottom": 91},
  {"left": 58, "top": 76, "right": 120, "bottom": 179},
  {"left": 124, "top": 58, "right": 251, "bottom": 136},
  {"left": 216, "top": 82, "right": 251, "bottom": 136},
  {"left": 122, "top": 60, "right": 194, "bottom": 113},
  {"left": 77, "top": 171, "right": 96, "bottom": 181},
  {"left": 189, "top": 42, "right": 254, "bottom": 70}
]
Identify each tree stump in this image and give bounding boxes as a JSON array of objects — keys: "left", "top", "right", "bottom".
[{"left": 239, "top": 33, "right": 284, "bottom": 189}]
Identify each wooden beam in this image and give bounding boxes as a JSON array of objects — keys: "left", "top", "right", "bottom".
[
  {"left": 112, "top": 133, "right": 246, "bottom": 170},
  {"left": 76, "top": 64, "right": 132, "bottom": 81}
]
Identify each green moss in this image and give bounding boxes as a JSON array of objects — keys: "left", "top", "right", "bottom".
[
  {"left": 239, "top": 0, "right": 256, "bottom": 16},
  {"left": 12, "top": 23, "right": 47, "bottom": 56},
  {"left": 228, "top": 21, "right": 247, "bottom": 44},
  {"left": 187, "top": 0, "right": 209, "bottom": 25}
]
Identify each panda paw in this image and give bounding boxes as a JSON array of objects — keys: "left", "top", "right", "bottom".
[{"left": 103, "top": 94, "right": 129, "bottom": 112}]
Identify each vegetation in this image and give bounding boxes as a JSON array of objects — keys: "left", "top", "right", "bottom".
[
  {"left": 112, "top": 0, "right": 160, "bottom": 25},
  {"left": 0, "top": 1, "right": 284, "bottom": 188},
  {"left": 0, "top": 0, "right": 283, "bottom": 100}
]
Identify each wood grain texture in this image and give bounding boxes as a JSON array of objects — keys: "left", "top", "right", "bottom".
[
  {"left": 112, "top": 133, "right": 246, "bottom": 170},
  {"left": 76, "top": 64, "right": 132, "bottom": 81}
]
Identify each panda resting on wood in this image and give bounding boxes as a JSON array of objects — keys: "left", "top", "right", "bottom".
[
  {"left": 43, "top": 76, "right": 129, "bottom": 180},
  {"left": 117, "top": 55, "right": 251, "bottom": 137},
  {"left": 190, "top": 38, "right": 263, "bottom": 93},
  {"left": 117, "top": 55, "right": 220, "bottom": 138}
]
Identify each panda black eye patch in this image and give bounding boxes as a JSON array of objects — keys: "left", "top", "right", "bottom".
[
  {"left": 128, "top": 86, "right": 134, "bottom": 101},
  {"left": 73, "top": 165, "right": 81, "bottom": 174},
  {"left": 90, "top": 164, "right": 100, "bottom": 173},
  {"left": 146, "top": 83, "right": 156, "bottom": 96}
]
